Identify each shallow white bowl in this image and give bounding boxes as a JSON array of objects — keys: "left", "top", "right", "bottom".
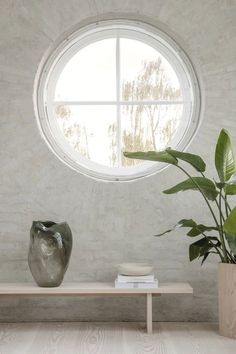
[{"left": 117, "top": 263, "right": 154, "bottom": 276}]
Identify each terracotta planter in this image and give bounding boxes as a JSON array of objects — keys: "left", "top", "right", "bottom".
[{"left": 218, "top": 263, "right": 236, "bottom": 338}]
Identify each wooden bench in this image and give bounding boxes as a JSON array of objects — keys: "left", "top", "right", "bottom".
[{"left": 0, "top": 282, "right": 193, "bottom": 333}]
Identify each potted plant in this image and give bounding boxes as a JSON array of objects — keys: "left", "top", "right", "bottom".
[{"left": 124, "top": 129, "right": 236, "bottom": 339}]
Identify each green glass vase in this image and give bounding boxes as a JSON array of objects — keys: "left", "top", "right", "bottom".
[{"left": 28, "top": 221, "right": 72, "bottom": 287}]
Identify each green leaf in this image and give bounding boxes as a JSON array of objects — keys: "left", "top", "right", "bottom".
[
  {"left": 163, "top": 177, "right": 218, "bottom": 201},
  {"left": 225, "top": 234, "right": 236, "bottom": 255},
  {"left": 166, "top": 148, "right": 206, "bottom": 172},
  {"left": 155, "top": 219, "right": 197, "bottom": 237},
  {"left": 177, "top": 219, "right": 197, "bottom": 228},
  {"left": 201, "top": 252, "right": 210, "bottom": 265},
  {"left": 227, "top": 172, "right": 236, "bottom": 184},
  {"left": 223, "top": 207, "right": 236, "bottom": 254},
  {"left": 215, "top": 129, "right": 236, "bottom": 182},
  {"left": 187, "top": 224, "right": 219, "bottom": 237},
  {"left": 225, "top": 184, "right": 236, "bottom": 195},
  {"left": 224, "top": 173, "right": 236, "bottom": 195},
  {"left": 223, "top": 207, "right": 236, "bottom": 235},
  {"left": 123, "top": 151, "right": 178, "bottom": 165},
  {"left": 189, "top": 237, "right": 212, "bottom": 261}
]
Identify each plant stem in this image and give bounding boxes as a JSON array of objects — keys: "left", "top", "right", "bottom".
[
  {"left": 226, "top": 250, "right": 235, "bottom": 263},
  {"left": 215, "top": 199, "right": 225, "bottom": 222},
  {"left": 219, "top": 189, "right": 228, "bottom": 262},
  {"left": 178, "top": 166, "right": 219, "bottom": 226},
  {"left": 221, "top": 192, "right": 236, "bottom": 263},
  {"left": 225, "top": 198, "right": 229, "bottom": 218},
  {"left": 223, "top": 194, "right": 231, "bottom": 216},
  {"left": 177, "top": 165, "right": 228, "bottom": 262}
]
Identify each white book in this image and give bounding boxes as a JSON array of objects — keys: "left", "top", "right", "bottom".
[
  {"left": 117, "top": 274, "right": 155, "bottom": 283},
  {"left": 115, "top": 279, "right": 158, "bottom": 289}
]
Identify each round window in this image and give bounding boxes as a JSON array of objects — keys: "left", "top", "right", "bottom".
[{"left": 34, "top": 20, "right": 201, "bottom": 181}]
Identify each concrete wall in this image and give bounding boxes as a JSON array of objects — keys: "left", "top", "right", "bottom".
[{"left": 0, "top": 0, "right": 236, "bottom": 322}]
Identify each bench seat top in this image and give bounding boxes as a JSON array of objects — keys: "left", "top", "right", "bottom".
[{"left": 0, "top": 282, "right": 193, "bottom": 295}]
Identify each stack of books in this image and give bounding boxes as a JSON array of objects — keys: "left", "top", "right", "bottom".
[{"left": 115, "top": 273, "right": 158, "bottom": 289}]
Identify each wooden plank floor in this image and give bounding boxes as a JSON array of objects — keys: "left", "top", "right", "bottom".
[{"left": 0, "top": 322, "right": 235, "bottom": 354}]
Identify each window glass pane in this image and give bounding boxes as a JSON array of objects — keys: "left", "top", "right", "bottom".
[
  {"left": 120, "top": 38, "right": 182, "bottom": 102},
  {"left": 121, "top": 104, "right": 183, "bottom": 167},
  {"left": 55, "top": 39, "right": 116, "bottom": 101},
  {"left": 55, "top": 105, "right": 118, "bottom": 167}
]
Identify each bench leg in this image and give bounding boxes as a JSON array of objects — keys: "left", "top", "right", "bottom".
[{"left": 146, "top": 293, "right": 152, "bottom": 334}]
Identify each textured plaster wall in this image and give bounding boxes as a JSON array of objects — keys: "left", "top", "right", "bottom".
[{"left": 0, "top": 0, "right": 236, "bottom": 322}]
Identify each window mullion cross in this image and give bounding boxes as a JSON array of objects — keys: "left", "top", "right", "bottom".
[{"left": 116, "top": 36, "right": 122, "bottom": 168}]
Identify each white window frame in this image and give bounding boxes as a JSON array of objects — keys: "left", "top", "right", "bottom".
[{"left": 34, "top": 19, "right": 201, "bottom": 181}]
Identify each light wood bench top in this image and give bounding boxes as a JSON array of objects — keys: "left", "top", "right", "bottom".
[{"left": 0, "top": 282, "right": 193, "bottom": 295}]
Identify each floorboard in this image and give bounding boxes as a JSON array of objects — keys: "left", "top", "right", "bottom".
[{"left": 0, "top": 322, "right": 235, "bottom": 354}]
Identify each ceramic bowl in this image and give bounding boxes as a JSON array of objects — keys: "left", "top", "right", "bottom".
[{"left": 117, "top": 263, "right": 153, "bottom": 276}]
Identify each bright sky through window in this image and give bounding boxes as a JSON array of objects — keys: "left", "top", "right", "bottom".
[{"left": 54, "top": 38, "right": 183, "bottom": 167}]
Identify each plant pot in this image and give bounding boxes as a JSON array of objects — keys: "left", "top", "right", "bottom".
[
  {"left": 28, "top": 221, "right": 73, "bottom": 287},
  {"left": 218, "top": 263, "right": 236, "bottom": 338}
]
